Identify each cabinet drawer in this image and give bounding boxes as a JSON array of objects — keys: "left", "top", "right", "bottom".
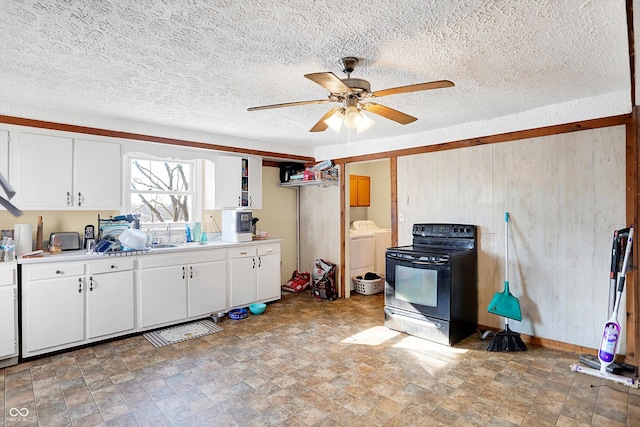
[
  {"left": 190, "top": 249, "right": 226, "bottom": 264},
  {"left": 139, "top": 250, "right": 226, "bottom": 269},
  {"left": 25, "top": 263, "right": 85, "bottom": 281},
  {"left": 228, "top": 247, "right": 257, "bottom": 258},
  {"left": 0, "top": 266, "right": 15, "bottom": 286},
  {"left": 258, "top": 244, "right": 280, "bottom": 256},
  {"left": 86, "top": 258, "right": 135, "bottom": 275}
]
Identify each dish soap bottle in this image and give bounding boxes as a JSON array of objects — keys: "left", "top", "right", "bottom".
[{"left": 185, "top": 223, "right": 192, "bottom": 242}]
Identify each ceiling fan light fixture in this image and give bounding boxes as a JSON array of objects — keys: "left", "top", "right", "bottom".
[
  {"left": 356, "top": 111, "right": 374, "bottom": 133},
  {"left": 343, "top": 105, "right": 363, "bottom": 129},
  {"left": 324, "top": 109, "right": 344, "bottom": 132}
]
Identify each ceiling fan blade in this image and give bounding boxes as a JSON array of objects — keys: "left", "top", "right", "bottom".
[
  {"left": 248, "top": 99, "right": 331, "bottom": 111},
  {"left": 361, "top": 103, "right": 417, "bottom": 125},
  {"left": 310, "top": 107, "right": 341, "bottom": 132},
  {"left": 304, "top": 72, "right": 353, "bottom": 94},
  {"left": 372, "top": 80, "right": 454, "bottom": 97}
]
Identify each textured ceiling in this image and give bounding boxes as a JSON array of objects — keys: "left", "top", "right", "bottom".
[{"left": 0, "top": 0, "right": 632, "bottom": 159}]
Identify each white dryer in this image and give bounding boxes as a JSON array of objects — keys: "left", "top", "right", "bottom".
[
  {"left": 349, "top": 229, "right": 375, "bottom": 290},
  {"left": 351, "top": 220, "right": 391, "bottom": 274}
]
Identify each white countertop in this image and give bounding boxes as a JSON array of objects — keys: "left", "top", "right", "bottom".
[{"left": 17, "top": 238, "right": 282, "bottom": 264}]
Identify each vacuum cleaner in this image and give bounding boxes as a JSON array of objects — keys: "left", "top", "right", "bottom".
[{"left": 570, "top": 225, "right": 639, "bottom": 388}]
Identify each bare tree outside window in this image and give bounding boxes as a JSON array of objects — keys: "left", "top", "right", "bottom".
[{"left": 129, "top": 158, "right": 193, "bottom": 223}]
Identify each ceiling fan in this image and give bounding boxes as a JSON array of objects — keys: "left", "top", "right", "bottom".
[{"left": 247, "top": 57, "right": 454, "bottom": 133}]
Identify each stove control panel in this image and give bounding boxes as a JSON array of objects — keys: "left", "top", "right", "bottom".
[{"left": 412, "top": 223, "right": 476, "bottom": 239}]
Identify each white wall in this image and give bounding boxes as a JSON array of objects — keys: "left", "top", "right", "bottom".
[
  {"left": 252, "top": 166, "right": 298, "bottom": 282},
  {"left": 397, "top": 126, "right": 626, "bottom": 349},
  {"left": 299, "top": 183, "right": 341, "bottom": 292}
]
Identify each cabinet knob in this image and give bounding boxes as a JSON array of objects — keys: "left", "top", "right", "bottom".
[
  {"left": 190, "top": 265, "right": 193, "bottom": 279},
  {"left": 56, "top": 270, "right": 62, "bottom": 275},
  {"left": 182, "top": 266, "right": 185, "bottom": 279},
  {"left": 252, "top": 258, "right": 255, "bottom": 269},
  {"left": 66, "top": 192, "right": 71, "bottom": 206},
  {"left": 78, "top": 277, "right": 82, "bottom": 293},
  {"left": 110, "top": 264, "right": 116, "bottom": 269},
  {"left": 89, "top": 276, "right": 94, "bottom": 291},
  {"left": 78, "top": 192, "right": 83, "bottom": 207}
]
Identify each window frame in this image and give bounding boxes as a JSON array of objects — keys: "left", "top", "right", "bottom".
[{"left": 124, "top": 152, "right": 201, "bottom": 227}]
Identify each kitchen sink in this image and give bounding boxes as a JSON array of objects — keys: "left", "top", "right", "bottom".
[{"left": 150, "top": 244, "right": 179, "bottom": 249}]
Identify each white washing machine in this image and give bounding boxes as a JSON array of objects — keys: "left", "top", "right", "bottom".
[
  {"left": 349, "top": 229, "right": 375, "bottom": 290},
  {"left": 351, "top": 220, "right": 391, "bottom": 274}
]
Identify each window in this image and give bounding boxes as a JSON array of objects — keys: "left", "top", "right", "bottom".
[{"left": 126, "top": 155, "right": 197, "bottom": 224}]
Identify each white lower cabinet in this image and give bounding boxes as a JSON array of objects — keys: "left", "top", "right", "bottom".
[
  {"left": 256, "top": 245, "right": 281, "bottom": 301},
  {"left": 86, "top": 259, "right": 135, "bottom": 339},
  {"left": 21, "top": 259, "right": 134, "bottom": 357},
  {"left": 139, "top": 263, "right": 187, "bottom": 328},
  {"left": 0, "top": 263, "right": 18, "bottom": 367},
  {"left": 19, "top": 241, "right": 278, "bottom": 358},
  {"left": 229, "top": 242, "right": 281, "bottom": 309},
  {"left": 229, "top": 247, "right": 258, "bottom": 308},
  {"left": 22, "top": 262, "right": 85, "bottom": 356},
  {"left": 139, "top": 249, "right": 226, "bottom": 329},
  {"left": 188, "top": 259, "right": 226, "bottom": 317}
]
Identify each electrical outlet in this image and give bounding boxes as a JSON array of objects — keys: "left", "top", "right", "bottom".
[{"left": 398, "top": 212, "right": 405, "bottom": 223}]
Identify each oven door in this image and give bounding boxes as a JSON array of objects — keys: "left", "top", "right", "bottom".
[{"left": 385, "top": 251, "right": 451, "bottom": 320}]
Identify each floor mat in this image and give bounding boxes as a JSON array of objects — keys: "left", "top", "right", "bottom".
[{"left": 143, "top": 319, "right": 223, "bottom": 347}]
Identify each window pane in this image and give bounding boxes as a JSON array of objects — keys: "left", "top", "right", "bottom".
[
  {"left": 130, "top": 159, "right": 191, "bottom": 191},
  {"left": 130, "top": 193, "right": 191, "bottom": 223}
]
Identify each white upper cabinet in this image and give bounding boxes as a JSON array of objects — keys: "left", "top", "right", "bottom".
[
  {"left": 15, "top": 133, "right": 73, "bottom": 208},
  {"left": 0, "top": 130, "right": 9, "bottom": 183},
  {"left": 14, "top": 132, "right": 122, "bottom": 210},
  {"left": 74, "top": 139, "right": 122, "bottom": 208},
  {"left": 204, "top": 154, "right": 262, "bottom": 209}
]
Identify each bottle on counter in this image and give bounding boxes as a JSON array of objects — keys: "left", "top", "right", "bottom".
[
  {"left": 192, "top": 222, "right": 202, "bottom": 242},
  {"left": 3, "top": 237, "right": 15, "bottom": 261},
  {"left": 185, "top": 223, "right": 192, "bottom": 242}
]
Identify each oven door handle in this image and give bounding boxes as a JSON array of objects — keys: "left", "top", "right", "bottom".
[{"left": 411, "top": 260, "right": 448, "bottom": 266}]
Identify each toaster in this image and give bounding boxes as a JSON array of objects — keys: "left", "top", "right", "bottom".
[{"left": 49, "top": 232, "right": 81, "bottom": 251}]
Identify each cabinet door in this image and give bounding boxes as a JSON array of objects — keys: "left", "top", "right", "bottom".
[
  {"left": 0, "top": 285, "right": 16, "bottom": 359},
  {"left": 229, "top": 256, "right": 257, "bottom": 307},
  {"left": 16, "top": 133, "right": 73, "bottom": 208},
  {"left": 188, "top": 260, "right": 227, "bottom": 317},
  {"left": 349, "top": 176, "right": 357, "bottom": 207},
  {"left": 24, "top": 277, "right": 85, "bottom": 353},
  {"left": 0, "top": 130, "right": 8, "bottom": 184},
  {"left": 140, "top": 266, "right": 187, "bottom": 328},
  {"left": 257, "top": 252, "right": 281, "bottom": 302},
  {"left": 248, "top": 156, "right": 262, "bottom": 208},
  {"left": 86, "top": 270, "right": 135, "bottom": 339},
  {"left": 214, "top": 154, "right": 242, "bottom": 208},
  {"left": 350, "top": 175, "right": 370, "bottom": 207},
  {"left": 357, "top": 175, "right": 371, "bottom": 206},
  {"left": 74, "top": 139, "right": 122, "bottom": 209}
]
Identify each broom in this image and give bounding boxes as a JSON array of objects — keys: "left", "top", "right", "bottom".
[
  {"left": 487, "top": 212, "right": 527, "bottom": 351},
  {"left": 487, "top": 317, "right": 527, "bottom": 351}
]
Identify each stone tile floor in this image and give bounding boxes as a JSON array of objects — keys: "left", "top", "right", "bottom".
[{"left": 1, "top": 290, "right": 640, "bottom": 426}]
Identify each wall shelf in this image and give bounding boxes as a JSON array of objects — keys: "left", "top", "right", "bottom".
[{"left": 278, "top": 180, "right": 338, "bottom": 188}]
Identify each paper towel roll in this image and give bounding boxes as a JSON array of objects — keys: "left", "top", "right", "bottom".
[{"left": 14, "top": 223, "right": 33, "bottom": 257}]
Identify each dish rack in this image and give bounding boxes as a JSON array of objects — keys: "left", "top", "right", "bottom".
[
  {"left": 100, "top": 248, "right": 151, "bottom": 257},
  {"left": 352, "top": 275, "right": 385, "bottom": 295}
]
